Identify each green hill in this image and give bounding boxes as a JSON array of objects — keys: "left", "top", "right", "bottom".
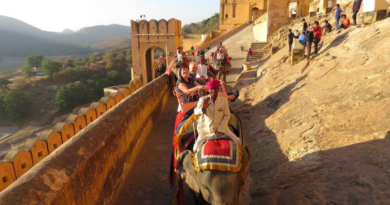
[
  {"left": 182, "top": 13, "right": 219, "bottom": 34},
  {"left": 0, "top": 15, "right": 131, "bottom": 57}
]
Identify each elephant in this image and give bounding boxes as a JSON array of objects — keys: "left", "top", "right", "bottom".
[
  {"left": 216, "top": 60, "right": 227, "bottom": 82},
  {"left": 176, "top": 146, "right": 250, "bottom": 205},
  {"left": 156, "top": 62, "right": 166, "bottom": 77}
]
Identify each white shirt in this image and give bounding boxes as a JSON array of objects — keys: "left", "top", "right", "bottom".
[
  {"left": 197, "top": 64, "right": 208, "bottom": 78},
  {"left": 193, "top": 96, "right": 241, "bottom": 151}
]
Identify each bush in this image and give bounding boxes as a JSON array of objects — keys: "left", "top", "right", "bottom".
[
  {"left": 103, "top": 52, "right": 115, "bottom": 61},
  {"left": 74, "top": 61, "right": 83, "bottom": 66},
  {"left": 55, "top": 83, "right": 93, "bottom": 111},
  {"left": 15, "top": 78, "right": 28, "bottom": 90},
  {"left": 0, "top": 91, "right": 32, "bottom": 120},
  {"left": 40, "top": 109, "right": 46, "bottom": 114},
  {"left": 105, "top": 60, "right": 114, "bottom": 70}
]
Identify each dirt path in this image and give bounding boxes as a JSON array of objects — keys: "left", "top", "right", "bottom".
[{"left": 113, "top": 95, "right": 196, "bottom": 205}]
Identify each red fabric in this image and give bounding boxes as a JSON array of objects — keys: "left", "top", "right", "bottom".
[
  {"left": 314, "top": 25, "right": 322, "bottom": 39},
  {"left": 248, "top": 50, "right": 253, "bottom": 56},
  {"left": 173, "top": 112, "right": 186, "bottom": 149},
  {"left": 203, "top": 139, "right": 231, "bottom": 157}
]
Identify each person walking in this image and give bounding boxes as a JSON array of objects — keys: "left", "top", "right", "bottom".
[
  {"left": 352, "top": 0, "right": 363, "bottom": 26},
  {"left": 313, "top": 21, "right": 322, "bottom": 56},
  {"left": 335, "top": 4, "right": 343, "bottom": 30},
  {"left": 248, "top": 48, "right": 253, "bottom": 62},
  {"left": 306, "top": 27, "right": 314, "bottom": 60},
  {"left": 302, "top": 19, "right": 308, "bottom": 32},
  {"left": 288, "top": 29, "right": 294, "bottom": 53}
]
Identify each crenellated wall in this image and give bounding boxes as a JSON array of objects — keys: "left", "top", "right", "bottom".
[
  {"left": 131, "top": 19, "right": 182, "bottom": 84},
  {"left": 0, "top": 78, "right": 142, "bottom": 192},
  {"left": 0, "top": 72, "right": 175, "bottom": 204}
]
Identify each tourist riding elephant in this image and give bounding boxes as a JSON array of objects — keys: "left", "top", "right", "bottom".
[
  {"left": 176, "top": 146, "right": 250, "bottom": 205},
  {"left": 157, "top": 62, "right": 166, "bottom": 75}
]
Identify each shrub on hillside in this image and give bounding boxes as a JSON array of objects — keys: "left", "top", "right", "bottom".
[
  {"left": 87, "top": 78, "right": 113, "bottom": 99},
  {"left": 106, "top": 60, "right": 114, "bottom": 70},
  {"left": 42, "top": 58, "right": 62, "bottom": 78},
  {"left": 55, "top": 83, "right": 93, "bottom": 111},
  {"left": 14, "top": 78, "right": 28, "bottom": 90},
  {"left": 0, "top": 91, "right": 32, "bottom": 120}
]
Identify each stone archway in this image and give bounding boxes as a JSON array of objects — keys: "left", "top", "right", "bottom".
[{"left": 131, "top": 19, "right": 183, "bottom": 85}]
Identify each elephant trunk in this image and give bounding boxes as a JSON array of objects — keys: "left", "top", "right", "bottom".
[{"left": 211, "top": 192, "right": 239, "bottom": 205}]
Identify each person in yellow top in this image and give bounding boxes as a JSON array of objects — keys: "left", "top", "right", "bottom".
[{"left": 193, "top": 80, "right": 241, "bottom": 151}]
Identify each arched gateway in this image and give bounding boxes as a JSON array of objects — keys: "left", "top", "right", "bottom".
[{"left": 131, "top": 19, "right": 183, "bottom": 84}]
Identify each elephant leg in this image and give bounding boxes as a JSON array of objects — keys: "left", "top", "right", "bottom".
[{"left": 190, "top": 189, "right": 210, "bottom": 205}]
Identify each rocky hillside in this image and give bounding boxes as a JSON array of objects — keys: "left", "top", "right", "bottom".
[{"left": 232, "top": 12, "right": 390, "bottom": 205}]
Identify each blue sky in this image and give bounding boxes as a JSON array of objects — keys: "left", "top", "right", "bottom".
[{"left": 1, "top": 0, "right": 220, "bottom": 32}]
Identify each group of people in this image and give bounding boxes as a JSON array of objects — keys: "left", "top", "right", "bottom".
[
  {"left": 288, "top": 1, "right": 362, "bottom": 60},
  {"left": 174, "top": 42, "right": 241, "bottom": 152}
]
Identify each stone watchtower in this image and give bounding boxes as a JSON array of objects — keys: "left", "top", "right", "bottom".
[
  {"left": 219, "top": 0, "right": 267, "bottom": 33},
  {"left": 131, "top": 19, "right": 183, "bottom": 84}
]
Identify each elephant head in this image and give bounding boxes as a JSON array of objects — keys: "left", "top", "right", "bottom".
[{"left": 177, "top": 146, "right": 250, "bottom": 205}]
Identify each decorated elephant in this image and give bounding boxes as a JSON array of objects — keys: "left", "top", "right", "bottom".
[
  {"left": 216, "top": 60, "right": 227, "bottom": 82},
  {"left": 177, "top": 146, "right": 250, "bottom": 205},
  {"left": 157, "top": 61, "right": 166, "bottom": 75}
]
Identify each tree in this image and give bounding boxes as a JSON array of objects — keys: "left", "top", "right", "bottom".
[
  {"left": 21, "top": 66, "right": 33, "bottom": 81},
  {"left": 55, "top": 83, "right": 93, "bottom": 111},
  {"left": 41, "top": 58, "right": 62, "bottom": 78},
  {"left": 64, "top": 58, "right": 74, "bottom": 67},
  {"left": 1, "top": 91, "right": 32, "bottom": 120},
  {"left": 89, "top": 55, "right": 96, "bottom": 63},
  {"left": 0, "top": 78, "right": 11, "bottom": 92},
  {"left": 26, "top": 55, "right": 44, "bottom": 68}
]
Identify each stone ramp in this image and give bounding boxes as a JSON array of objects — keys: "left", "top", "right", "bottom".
[
  {"left": 113, "top": 95, "right": 196, "bottom": 205},
  {"left": 204, "top": 24, "right": 254, "bottom": 90}
]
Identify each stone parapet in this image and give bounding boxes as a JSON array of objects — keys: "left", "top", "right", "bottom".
[{"left": 0, "top": 73, "right": 175, "bottom": 204}]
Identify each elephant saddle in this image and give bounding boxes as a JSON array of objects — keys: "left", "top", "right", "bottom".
[{"left": 193, "top": 139, "right": 242, "bottom": 172}]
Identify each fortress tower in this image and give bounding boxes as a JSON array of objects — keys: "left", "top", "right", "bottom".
[
  {"left": 220, "top": 0, "right": 313, "bottom": 41},
  {"left": 219, "top": 0, "right": 268, "bottom": 33}
]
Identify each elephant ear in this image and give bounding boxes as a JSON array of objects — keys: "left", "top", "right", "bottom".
[{"left": 177, "top": 150, "right": 201, "bottom": 193}]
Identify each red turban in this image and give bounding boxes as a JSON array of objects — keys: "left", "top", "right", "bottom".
[{"left": 206, "top": 80, "right": 220, "bottom": 90}]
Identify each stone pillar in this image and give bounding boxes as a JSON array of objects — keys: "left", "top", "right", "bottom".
[
  {"left": 291, "top": 39, "right": 305, "bottom": 65},
  {"left": 291, "top": 49, "right": 305, "bottom": 65}
]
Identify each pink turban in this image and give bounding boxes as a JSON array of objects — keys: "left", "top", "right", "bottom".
[
  {"left": 199, "top": 58, "right": 205, "bottom": 62},
  {"left": 206, "top": 80, "right": 220, "bottom": 90}
]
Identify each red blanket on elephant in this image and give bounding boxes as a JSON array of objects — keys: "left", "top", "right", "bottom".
[{"left": 193, "top": 139, "right": 242, "bottom": 172}]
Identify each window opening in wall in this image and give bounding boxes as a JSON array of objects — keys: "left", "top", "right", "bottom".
[
  {"left": 38, "top": 151, "right": 43, "bottom": 157},
  {"left": 2, "top": 176, "right": 8, "bottom": 183},
  {"left": 21, "top": 163, "right": 26, "bottom": 169},
  {"left": 289, "top": 2, "right": 298, "bottom": 18},
  {"left": 53, "top": 143, "right": 58, "bottom": 149},
  {"left": 226, "top": 14, "right": 228, "bottom": 18},
  {"left": 251, "top": 7, "right": 261, "bottom": 21}
]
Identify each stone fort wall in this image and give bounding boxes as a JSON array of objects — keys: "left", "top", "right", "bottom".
[
  {"left": 0, "top": 72, "right": 175, "bottom": 204},
  {"left": 0, "top": 76, "right": 144, "bottom": 192}
]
